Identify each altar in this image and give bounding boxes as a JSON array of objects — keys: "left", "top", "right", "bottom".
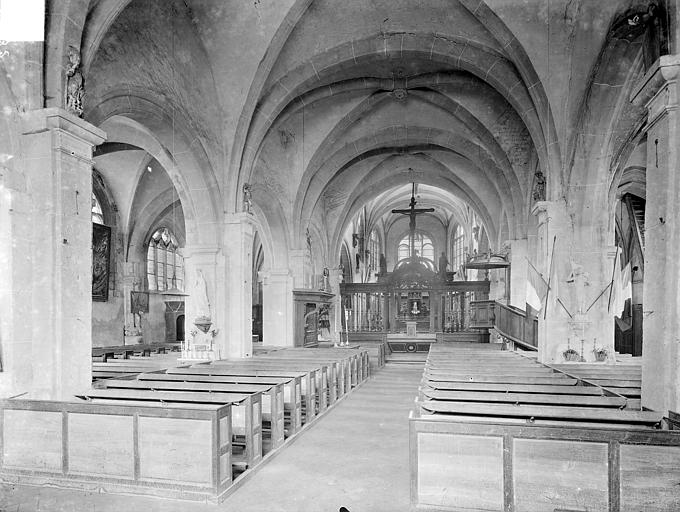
[{"left": 340, "top": 255, "right": 490, "bottom": 342}]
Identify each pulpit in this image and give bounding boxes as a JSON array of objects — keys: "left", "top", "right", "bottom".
[{"left": 293, "top": 289, "right": 334, "bottom": 347}]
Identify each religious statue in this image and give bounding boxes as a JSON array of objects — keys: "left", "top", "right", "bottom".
[
  {"left": 392, "top": 180, "right": 434, "bottom": 259},
  {"left": 532, "top": 171, "right": 546, "bottom": 202},
  {"left": 65, "top": 46, "right": 84, "bottom": 117},
  {"left": 322, "top": 267, "right": 330, "bottom": 292},
  {"left": 194, "top": 268, "right": 211, "bottom": 319},
  {"left": 379, "top": 253, "right": 387, "bottom": 274},
  {"left": 242, "top": 183, "right": 253, "bottom": 213}
]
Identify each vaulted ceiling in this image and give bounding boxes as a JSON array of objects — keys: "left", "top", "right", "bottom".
[{"left": 80, "top": 0, "right": 643, "bottom": 266}]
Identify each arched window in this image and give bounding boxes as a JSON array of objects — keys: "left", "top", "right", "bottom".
[
  {"left": 451, "top": 225, "right": 465, "bottom": 271},
  {"left": 91, "top": 192, "right": 104, "bottom": 224},
  {"left": 147, "top": 228, "right": 184, "bottom": 292},
  {"left": 398, "top": 232, "right": 434, "bottom": 262}
]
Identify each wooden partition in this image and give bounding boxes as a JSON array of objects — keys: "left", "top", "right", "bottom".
[
  {"left": 410, "top": 415, "right": 680, "bottom": 512},
  {"left": 0, "top": 399, "right": 233, "bottom": 502}
]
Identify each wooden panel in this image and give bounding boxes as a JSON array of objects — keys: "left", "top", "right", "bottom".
[
  {"left": 219, "top": 453, "right": 231, "bottom": 484},
  {"left": 68, "top": 413, "right": 133, "bottom": 478},
  {"left": 423, "top": 389, "right": 627, "bottom": 408},
  {"left": 138, "top": 416, "right": 212, "bottom": 485},
  {"left": 3, "top": 410, "right": 62, "bottom": 471},
  {"left": 620, "top": 444, "right": 680, "bottom": 511},
  {"left": 513, "top": 439, "right": 608, "bottom": 511},
  {"left": 419, "top": 400, "right": 662, "bottom": 425},
  {"left": 219, "top": 415, "right": 230, "bottom": 448},
  {"left": 417, "top": 432, "right": 503, "bottom": 511},
  {"left": 426, "top": 382, "right": 605, "bottom": 395}
]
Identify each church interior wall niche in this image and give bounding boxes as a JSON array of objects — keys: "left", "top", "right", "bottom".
[{"left": 92, "top": 223, "right": 111, "bottom": 302}]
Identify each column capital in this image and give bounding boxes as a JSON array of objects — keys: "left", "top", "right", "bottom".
[
  {"left": 182, "top": 244, "right": 221, "bottom": 260},
  {"left": 224, "top": 211, "right": 258, "bottom": 227},
  {"left": 531, "top": 200, "right": 566, "bottom": 226},
  {"left": 259, "top": 268, "right": 292, "bottom": 284},
  {"left": 22, "top": 107, "right": 106, "bottom": 147},
  {"left": 631, "top": 55, "right": 680, "bottom": 107}
]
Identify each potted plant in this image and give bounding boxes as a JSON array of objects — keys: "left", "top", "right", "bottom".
[
  {"left": 593, "top": 339, "right": 608, "bottom": 362},
  {"left": 563, "top": 339, "right": 581, "bottom": 361}
]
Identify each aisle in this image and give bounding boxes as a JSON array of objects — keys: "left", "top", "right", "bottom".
[{"left": 222, "top": 364, "right": 424, "bottom": 512}]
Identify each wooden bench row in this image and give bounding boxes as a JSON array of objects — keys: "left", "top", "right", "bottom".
[
  {"left": 0, "top": 347, "right": 370, "bottom": 503},
  {"left": 411, "top": 343, "right": 679, "bottom": 511},
  {"left": 419, "top": 344, "right": 654, "bottom": 427},
  {"left": 92, "top": 343, "right": 181, "bottom": 362}
]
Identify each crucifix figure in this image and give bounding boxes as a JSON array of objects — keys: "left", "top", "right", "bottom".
[{"left": 392, "top": 180, "right": 434, "bottom": 259}]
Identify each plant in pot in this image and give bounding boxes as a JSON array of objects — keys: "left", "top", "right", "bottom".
[
  {"left": 592, "top": 339, "right": 608, "bottom": 362},
  {"left": 563, "top": 339, "right": 581, "bottom": 362}
]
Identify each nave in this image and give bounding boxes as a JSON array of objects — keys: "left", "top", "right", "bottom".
[{"left": 1, "top": 364, "right": 423, "bottom": 512}]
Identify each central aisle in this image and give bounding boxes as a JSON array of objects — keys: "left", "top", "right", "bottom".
[{"left": 222, "top": 364, "right": 424, "bottom": 512}]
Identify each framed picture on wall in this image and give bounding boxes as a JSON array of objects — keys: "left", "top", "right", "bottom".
[{"left": 92, "top": 223, "right": 111, "bottom": 302}]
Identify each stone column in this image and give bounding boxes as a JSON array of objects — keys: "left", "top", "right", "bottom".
[
  {"left": 533, "top": 200, "right": 570, "bottom": 364},
  {"left": 223, "top": 213, "right": 257, "bottom": 358},
  {"left": 508, "top": 238, "right": 528, "bottom": 310},
  {"left": 327, "top": 267, "right": 344, "bottom": 345},
  {"left": 289, "top": 248, "right": 309, "bottom": 288},
  {"left": 261, "top": 268, "right": 294, "bottom": 346},
  {"left": 631, "top": 55, "right": 680, "bottom": 413},
  {"left": 533, "top": 200, "right": 616, "bottom": 364},
  {"left": 20, "top": 108, "right": 105, "bottom": 399}
]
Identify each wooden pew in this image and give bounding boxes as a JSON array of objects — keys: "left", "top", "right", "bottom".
[
  {"left": 100, "top": 378, "right": 286, "bottom": 451},
  {"left": 166, "top": 367, "right": 310, "bottom": 428},
  {"left": 0, "top": 398, "right": 233, "bottom": 502},
  {"left": 77, "top": 388, "right": 263, "bottom": 472},
  {"left": 420, "top": 388, "right": 628, "bottom": 408},
  {"left": 202, "top": 362, "right": 327, "bottom": 418},
  {"left": 425, "top": 372, "right": 578, "bottom": 386},
  {"left": 137, "top": 372, "right": 302, "bottom": 437},
  {"left": 252, "top": 354, "right": 345, "bottom": 401},
  {"left": 410, "top": 414, "right": 680, "bottom": 512},
  {"left": 423, "top": 381, "right": 611, "bottom": 395}
]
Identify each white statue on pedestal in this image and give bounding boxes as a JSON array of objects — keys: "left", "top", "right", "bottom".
[{"left": 181, "top": 269, "right": 219, "bottom": 361}]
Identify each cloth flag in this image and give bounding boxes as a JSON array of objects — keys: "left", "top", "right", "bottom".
[
  {"left": 526, "top": 261, "right": 548, "bottom": 311},
  {"left": 609, "top": 251, "right": 628, "bottom": 317}
]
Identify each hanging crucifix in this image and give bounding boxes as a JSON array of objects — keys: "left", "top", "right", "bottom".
[{"left": 392, "top": 178, "right": 434, "bottom": 259}]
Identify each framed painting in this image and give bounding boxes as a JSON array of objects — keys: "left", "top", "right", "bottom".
[{"left": 92, "top": 223, "right": 111, "bottom": 302}]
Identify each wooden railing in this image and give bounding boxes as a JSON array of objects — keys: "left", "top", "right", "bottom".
[{"left": 469, "top": 300, "right": 538, "bottom": 350}]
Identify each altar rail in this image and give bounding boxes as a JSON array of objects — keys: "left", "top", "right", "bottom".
[
  {"left": 470, "top": 300, "right": 538, "bottom": 349},
  {"left": 0, "top": 398, "right": 232, "bottom": 502},
  {"left": 410, "top": 414, "right": 680, "bottom": 512}
]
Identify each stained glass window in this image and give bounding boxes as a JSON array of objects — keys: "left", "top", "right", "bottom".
[{"left": 147, "top": 228, "right": 184, "bottom": 292}]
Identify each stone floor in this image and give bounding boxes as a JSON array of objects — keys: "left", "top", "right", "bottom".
[{"left": 0, "top": 364, "right": 423, "bottom": 512}]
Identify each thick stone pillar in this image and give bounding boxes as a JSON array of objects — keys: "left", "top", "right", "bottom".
[
  {"left": 533, "top": 200, "right": 615, "bottom": 364},
  {"left": 328, "top": 267, "right": 344, "bottom": 345},
  {"left": 289, "top": 248, "right": 310, "bottom": 288},
  {"left": 631, "top": 55, "right": 680, "bottom": 413},
  {"left": 223, "top": 213, "right": 257, "bottom": 358},
  {"left": 508, "top": 238, "right": 528, "bottom": 310},
  {"left": 16, "top": 108, "right": 104, "bottom": 399},
  {"left": 261, "top": 268, "right": 294, "bottom": 346}
]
